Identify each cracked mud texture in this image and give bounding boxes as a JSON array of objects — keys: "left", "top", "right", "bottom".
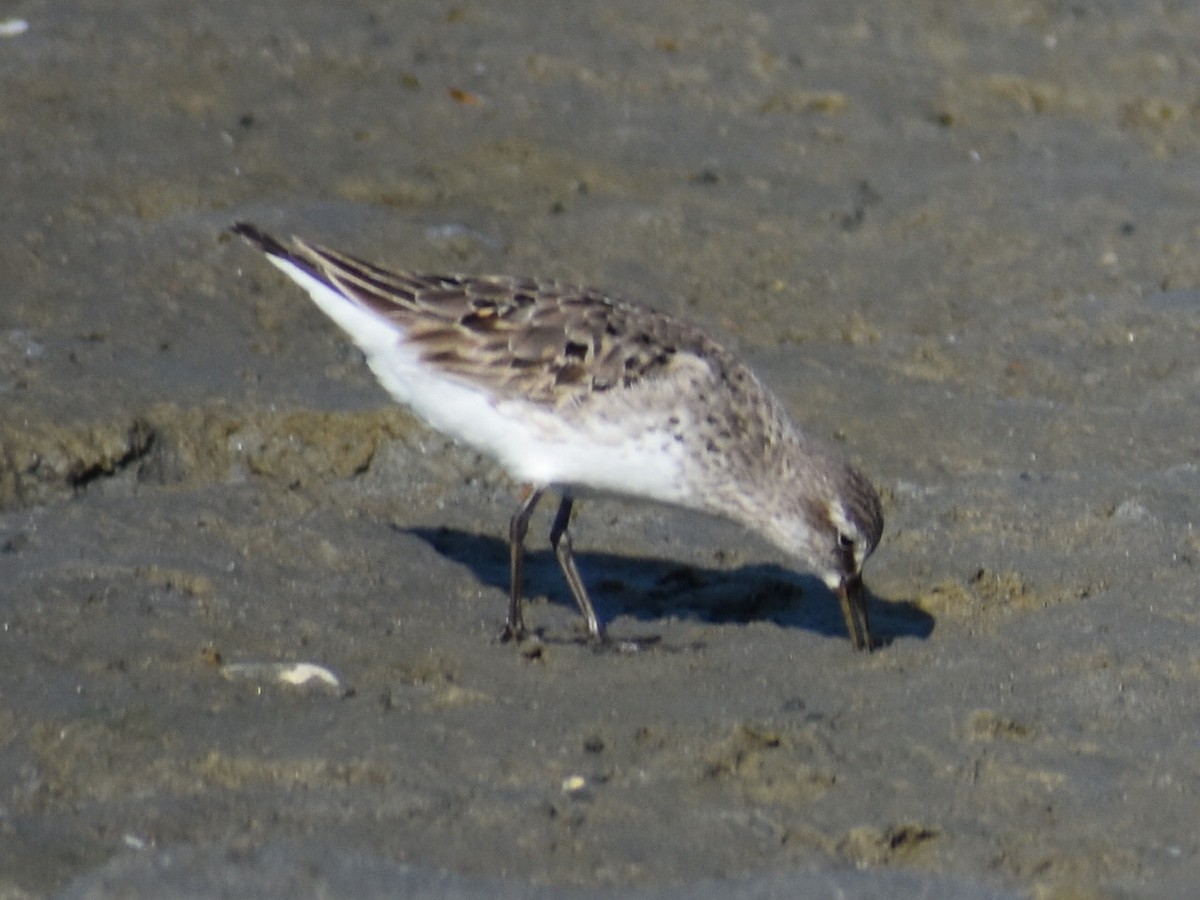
[{"left": 3, "top": 1, "right": 1200, "bottom": 898}]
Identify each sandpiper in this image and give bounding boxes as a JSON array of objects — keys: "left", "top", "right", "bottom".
[{"left": 232, "top": 223, "right": 884, "bottom": 650}]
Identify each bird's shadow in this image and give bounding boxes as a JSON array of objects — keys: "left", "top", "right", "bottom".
[{"left": 407, "top": 526, "right": 932, "bottom": 647}]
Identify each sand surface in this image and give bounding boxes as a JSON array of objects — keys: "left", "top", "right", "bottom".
[{"left": 3, "top": 1, "right": 1200, "bottom": 897}]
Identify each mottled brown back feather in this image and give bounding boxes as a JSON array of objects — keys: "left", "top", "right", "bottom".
[{"left": 288, "top": 237, "right": 721, "bottom": 407}]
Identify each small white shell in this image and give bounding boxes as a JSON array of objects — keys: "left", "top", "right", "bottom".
[{"left": 221, "top": 661, "right": 341, "bottom": 689}]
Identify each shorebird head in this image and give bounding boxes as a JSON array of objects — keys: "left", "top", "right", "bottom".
[{"left": 767, "top": 459, "right": 883, "bottom": 651}]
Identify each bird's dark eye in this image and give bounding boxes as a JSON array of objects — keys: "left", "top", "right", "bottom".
[{"left": 837, "top": 533, "right": 855, "bottom": 551}]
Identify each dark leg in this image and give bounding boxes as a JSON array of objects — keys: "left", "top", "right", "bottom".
[
  {"left": 504, "top": 486, "right": 543, "bottom": 641},
  {"left": 549, "top": 495, "right": 605, "bottom": 642}
]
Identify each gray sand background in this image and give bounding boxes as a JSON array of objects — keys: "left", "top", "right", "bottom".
[{"left": 3, "top": 1, "right": 1200, "bottom": 897}]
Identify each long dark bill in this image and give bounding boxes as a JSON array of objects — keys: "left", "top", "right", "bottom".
[{"left": 836, "top": 574, "right": 874, "bottom": 652}]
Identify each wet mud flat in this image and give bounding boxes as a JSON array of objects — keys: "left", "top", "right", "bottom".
[{"left": 3, "top": 1, "right": 1200, "bottom": 897}]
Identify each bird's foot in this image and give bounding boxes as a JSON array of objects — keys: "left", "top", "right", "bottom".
[{"left": 499, "top": 620, "right": 528, "bottom": 643}]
